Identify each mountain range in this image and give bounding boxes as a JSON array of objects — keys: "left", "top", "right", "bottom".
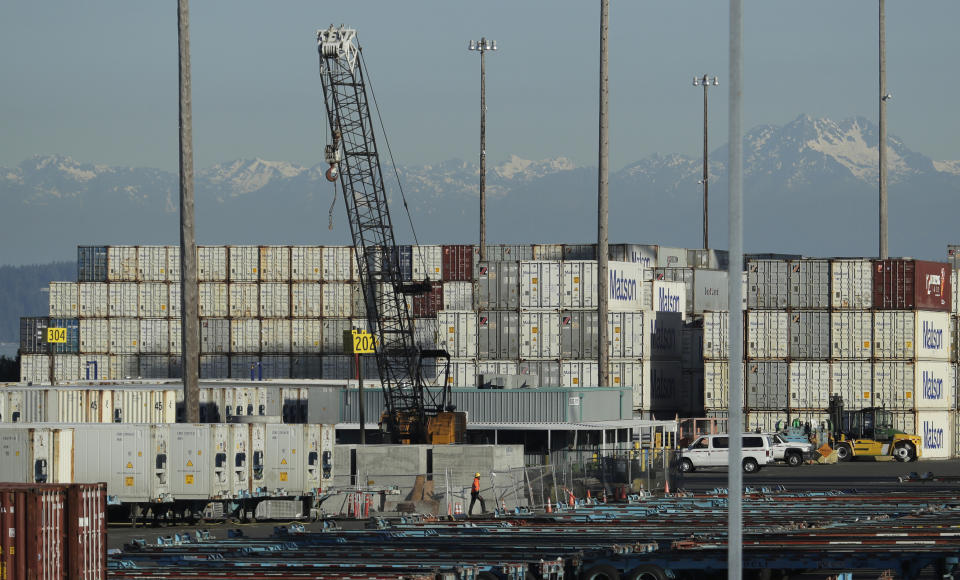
[{"left": 2, "top": 114, "right": 958, "bottom": 266}]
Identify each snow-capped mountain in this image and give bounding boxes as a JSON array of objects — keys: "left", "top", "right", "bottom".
[{"left": 2, "top": 115, "right": 958, "bottom": 266}]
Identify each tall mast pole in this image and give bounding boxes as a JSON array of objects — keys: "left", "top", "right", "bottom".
[{"left": 597, "top": 0, "right": 610, "bottom": 387}]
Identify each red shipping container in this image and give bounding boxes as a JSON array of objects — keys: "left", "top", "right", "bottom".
[
  {"left": 0, "top": 484, "right": 67, "bottom": 580},
  {"left": 441, "top": 245, "right": 474, "bottom": 282},
  {"left": 873, "top": 259, "right": 951, "bottom": 312},
  {"left": 411, "top": 283, "right": 444, "bottom": 318},
  {"left": 66, "top": 483, "right": 107, "bottom": 580}
]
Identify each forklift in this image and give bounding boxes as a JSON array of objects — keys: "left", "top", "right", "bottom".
[{"left": 828, "top": 394, "right": 922, "bottom": 462}]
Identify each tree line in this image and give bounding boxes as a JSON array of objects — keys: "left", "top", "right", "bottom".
[{"left": 0, "top": 261, "right": 75, "bottom": 344}]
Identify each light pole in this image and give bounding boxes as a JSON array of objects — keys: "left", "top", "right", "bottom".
[
  {"left": 468, "top": 37, "right": 496, "bottom": 262},
  {"left": 693, "top": 74, "right": 719, "bottom": 250}
]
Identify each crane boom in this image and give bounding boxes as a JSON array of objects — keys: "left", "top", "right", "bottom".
[{"left": 316, "top": 25, "right": 453, "bottom": 443}]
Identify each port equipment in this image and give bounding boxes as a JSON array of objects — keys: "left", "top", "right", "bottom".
[
  {"left": 827, "top": 394, "right": 922, "bottom": 462},
  {"left": 316, "top": 26, "right": 462, "bottom": 444}
]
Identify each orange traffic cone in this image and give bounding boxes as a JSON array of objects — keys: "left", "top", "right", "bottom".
[
  {"left": 568, "top": 489, "right": 575, "bottom": 507},
  {"left": 586, "top": 489, "right": 592, "bottom": 504},
  {"left": 545, "top": 498, "right": 552, "bottom": 513},
  {"left": 454, "top": 502, "right": 463, "bottom": 516},
  {"left": 500, "top": 499, "right": 506, "bottom": 512}
]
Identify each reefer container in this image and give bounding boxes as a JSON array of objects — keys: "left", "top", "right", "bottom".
[
  {"left": 561, "top": 360, "right": 598, "bottom": 387},
  {"left": 197, "top": 246, "right": 227, "bottom": 281},
  {"left": 291, "top": 319, "right": 322, "bottom": 353},
  {"left": 49, "top": 282, "right": 79, "bottom": 318},
  {"left": 230, "top": 355, "right": 261, "bottom": 380},
  {"left": 20, "top": 355, "right": 50, "bottom": 384},
  {"left": 168, "top": 283, "right": 181, "bottom": 319},
  {"left": 873, "top": 310, "right": 951, "bottom": 361},
  {"left": 412, "top": 245, "right": 442, "bottom": 282},
  {"left": 78, "top": 283, "right": 108, "bottom": 318},
  {"left": 107, "top": 246, "right": 138, "bottom": 281},
  {"left": 441, "top": 245, "right": 474, "bottom": 281},
  {"left": 53, "top": 355, "right": 80, "bottom": 382},
  {"left": 442, "top": 281, "right": 473, "bottom": 310},
  {"left": 20, "top": 317, "right": 50, "bottom": 355},
  {"left": 321, "top": 319, "right": 351, "bottom": 355},
  {"left": 561, "top": 261, "right": 598, "bottom": 309},
  {"left": 108, "top": 355, "right": 138, "bottom": 381},
  {"left": 560, "top": 310, "right": 599, "bottom": 359},
  {"left": 259, "top": 283, "right": 290, "bottom": 318},
  {"left": 139, "top": 355, "right": 170, "bottom": 379},
  {"left": 747, "top": 259, "right": 789, "bottom": 310},
  {"left": 437, "top": 358, "right": 477, "bottom": 387},
  {"left": 830, "top": 361, "right": 872, "bottom": 411},
  {"left": 830, "top": 311, "right": 872, "bottom": 359},
  {"left": 291, "top": 246, "right": 323, "bottom": 281},
  {"left": 746, "top": 311, "right": 789, "bottom": 359},
  {"left": 259, "top": 245, "right": 291, "bottom": 282},
  {"left": 230, "top": 319, "right": 261, "bottom": 353},
  {"left": 608, "top": 360, "right": 644, "bottom": 404},
  {"left": 789, "top": 311, "right": 830, "bottom": 359},
  {"left": 108, "top": 318, "right": 139, "bottom": 354},
  {"left": 437, "top": 310, "right": 478, "bottom": 358},
  {"left": 607, "top": 261, "right": 645, "bottom": 312},
  {"left": 788, "top": 361, "right": 830, "bottom": 410},
  {"left": 72, "top": 424, "right": 166, "bottom": 503},
  {"left": 518, "top": 360, "right": 561, "bottom": 387},
  {"left": 789, "top": 259, "right": 830, "bottom": 309},
  {"left": 321, "top": 246, "right": 355, "bottom": 281},
  {"left": 476, "top": 261, "right": 519, "bottom": 310},
  {"left": 320, "top": 355, "right": 352, "bottom": 379},
  {"left": 703, "top": 361, "right": 745, "bottom": 411},
  {"left": 873, "top": 259, "right": 951, "bottom": 312},
  {"left": 609, "top": 311, "right": 645, "bottom": 359},
  {"left": 199, "top": 282, "right": 229, "bottom": 317},
  {"left": 321, "top": 282, "right": 353, "bottom": 317},
  {"left": 262, "top": 424, "right": 302, "bottom": 492},
  {"left": 520, "top": 311, "right": 560, "bottom": 359},
  {"left": 303, "top": 423, "right": 335, "bottom": 492},
  {"left": 478, "top": 311, "right": 519, "bottom": 359},
  {"left": 139, "top": 319, "right": 169, "bottom": 354},
  {"left": 229, "top": 283, "right": 259, "bottom": 318},
  {"left": 746, "top": 360, "right": 789, "bottom": 409},
  {"left": 520, "top": 261, "right": 563, "bottom": 309},
  {"left": 411, "top": 283, "right": 443, "bottom": 318},
  {"left": 201, "top": 318, "right": 230, "bottom": 353},
  {"left": 167, "top": 424, "right": 212, "bottom": 500},
  {"left": 107, "top": 283, "right": 138, "bottom": 318},
  {"left": 476, "top": 360, "right": 520, "bottom": 377},
  {"left": 77, "top": 246, "right": 108, "bottom": 282},
  {"left": 138, "top": 282, "right": 170, "bottom": 318},
  {"left": 291, "top": 282, "right": 322, "bottom": 318},
  {"left": 916, "top": 410, "right": 952, "bottom": 459},
  {"left": 261, "top": 319, "right": 291, "bottom": 353},
  {"left": 137, "top": 245, "right": 168, "bottom": 281},
  {"left": 229, "top": 245, "right": 259, "bottom": 281}
]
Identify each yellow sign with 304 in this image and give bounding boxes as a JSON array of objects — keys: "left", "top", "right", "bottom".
[
  {"left": 351, "top": 330, "right": 376, "bottom": 354},
  {"left": 47, "top": 327, "right": 67, "bottom": 343}
]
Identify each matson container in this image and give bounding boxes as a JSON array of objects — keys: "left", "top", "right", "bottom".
[
  {"left": 917, "top": 410, "right": 952, "bottom": 459},
  {"left": 561, "top": 261, "right": 598, "bottom": 309},
  {"left": 108, "top": 245, "right": 138, "bottom": 281},
  {"left": 789, "top": 259, "right": 830, "bottom": 309},
  {"left": 873, "top": 310, "right": 951, "bottom": 361},
  {"left": 442, "top": 245, "right": 474, "bottom": 281},
  {"left": 291, "top": 319, "right": 322, "bottom": 353},
  {"left": 229, "top": 283, "right": 259, "bottom": 318},
  {"left": 229, "top": 245, "right": 259, "bottom": 281},
  {"left": 259, "top": 283, "right": 290, "bottom": 318},
  {"left": 322, "top": 283, "right": 353, "bottom": 317},
  {"left": 199, "top": 282, "right": 229, "bottom": 317},
  {"left": 647, "top": 360, "right": 685, "bottom": 415},
  {"left": 138, "top": 282, "right": 170, "bottom": 318},
  {"left": 746, "top": 311, "right": 788, "bottom": 359},
  {"left": 259, "top": 245, "right": 291, "bottom": 282},
  {"left": 197, "top": 246, "right": 227, "bottom": 281},
  {"left": 291, "top": 283, "right": 322, "bottom": 318},
  {"left": 746, "top": 360, "right": 789, "bottom": 410},
  {"left": 830, "top": 311, "right": 872, "bottom": 359},
  {"left": 681, "top": 325, "right": 703, "bottom": 368},
  {"left": 520, "top": 311, "right": 560, "bottom": 359},
  {"left": 646, "top": 311, "right": 682, "bottom": 361},
  {"left": 830, "top": 361, "right": 872, "bottom": 410},
  {"left": 747, "top": 259, "right": 789, "bottom": 310},
  {"left": 443, "top": 281, "right": 473, "bottom": 310},
  {"left": 476, "top": 261, "right": 519, "bottom": 310},
  {"left": 437, "top": 310, "right": 478, "bottom": 358},
  {"left": 413, "top": 245, "right": 443, "bottom": 282},
  {"left": 789, "top": 311, "right": 830, "bottom": 360},
  {"left": 563, "top": 243, "right": 597, "bottom": 260},
  {"left": 201, "top": 318, "right": 230, "bottom": 353},
  {"left": 651, "top": 280, "right": 686, "bottom": 318},
  {"left": 78, "top": 283, "right": 108, "bottom": 318},
  {"left": 291, "top": 246, "right": 323, "bottom": 281},
  {"left": 478, "top": 311, "right": 519, "bottom": 360},
  {"left": 873, "top": 259, "right": 951, "bottom": 312},
  {"left": 109, "top": 318, "right": 139, "bottom": 354},
  {"left": 412, "top": 283, "right": 443, "bottom": 318},
  {"left": 608, "top": 261, "right": 645, "bottom": 312},
  {"left": 49, "top": 282, "right": 79, "bottom": 318},
  {"left": 608, "top": 243, "right": 656, "bottom": 269},
  {"left": 137, "top": 245, "right": 168, "bottom": 281},
  {"left": 520, "top": 261, "right": 562, "bottom": 309},
  {"left": 108, "top": 282, "right": 138, "bottom": 317},
  {"left": 703, "top": 310, "right": 730, "bottom": 360},
  {"left": 561, "top": 361, "right": 598, "bottom": 387},
  {"left": 788, "top": 361, "right": 831, "bottom": 410},
  {"left": 231, "top": 319, "right": 261, "bottom": 353}
]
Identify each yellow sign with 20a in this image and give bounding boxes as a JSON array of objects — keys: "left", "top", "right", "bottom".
[
  {"left": 47, "top": 327, "right": 67, "bottom": 343},
  {"left": 351, "top": 330, "right": 377, "bottom": 354}
]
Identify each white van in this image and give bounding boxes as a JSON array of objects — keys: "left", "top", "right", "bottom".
[{"left": 679, "top": 433, "right": 775, "bottom": 473}]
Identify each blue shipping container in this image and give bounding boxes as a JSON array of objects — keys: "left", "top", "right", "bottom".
[
  {"left": 393, "top": 246, "right": 413, "bottom": 281},
  {"left": 20, "top": 316, "right": 50, "bottom": 354},
  {"left": 48, "top": 318, "right": 80, "bottom": 354},
  {"left": 77, "top": 246, "right": 108, "bottom": 282}
]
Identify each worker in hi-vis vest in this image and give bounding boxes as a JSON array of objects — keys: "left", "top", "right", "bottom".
[{"left": 469, "top": 472, "right": 486, "bottom": 515}]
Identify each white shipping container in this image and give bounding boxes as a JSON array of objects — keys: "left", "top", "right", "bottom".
[
  {"left": 562, "top": 261, "right": 598, "bottom": 309},
  {"left": 476, "top": 360, "right": 519, "bottom": 376},
  {"left": 916, "top": 410, "right": 952, "bottom": 459},
  {"left": 291, "top": 283, "right": 323, "bottom": 318},
  {"left": 20, "top": 354, "right": 50, "bottom": 383},
  {"left": 412, "top": 245, "right": 442, "bottom": 282},
  {"left": 80, "top": 318, "right": 110, "bottom": 354},
  {"left": 831, "top": 311, "right": 872, "bottom": 359},
  {"left": 609, "top": 360, "right": 644, "bottom": 402},
  {"left": 830, "top": 361, "right": 872, "bottom": 410},
  {"left": 607, "top": 261, "right": 645, "bottom": 312},
  {"left": 138, "top": 282, "right": 170, "bottom": 317},
  {"left": 746, "top": 411, "right": 785, "bottom": 434},
  {"left": 830, "top": 259, "right": 873, "bottom": 309},
  {"left": 199, "top": 282, "right": 229, "bottom": 317},
  {"left": 874, "top": 310, "right": 950, "bottom": 361},
  {"left": 533, "top": 244, "right": 564, "bottom": 260},
  {"left": 291, "top": 319, "right": 323, "bottom": 353},
  {"left": 608, "top": 311, "right": 645, "bottom": 359},
  {"left": 108, "top": 246, "right": 138, "bottom": 281},
  {"left": 702, "top": 310, "right": 730, "bottom": 360},
  {"left": 914, "top": 360, "right": 953, "bottom": 411},
  {"left": 291, "top": 246, "right": 323, "bottom": 281},
  {"left": 291, "top": 355, "right": 322, "bottom": 379},
  {"left": 138, "top": 319, "right": 169, "bottom": 354},
  {"left": 440, "top": 359, "right": 477, "bottom": 387},
  {"left": 108, "top": 282, "right": 139, "bottom": 317},
  {"left": 656, "top": 246, "right": 687, "bottom": 268},
  {"left": 259, "top": 283, "right": 290, "bottom": 318},
  {"left": 322, "top": 283, "right": 354, "bottom": 317},
  {"left": 109, "top": 318, "right": 140, "bottom": 354},
  {"left": 198, "top": 246, "right": 227, "bottom": 281},
  {"left": 231, "top": 319, "right": 261, "bottom": 353},
  {"left": 746, "top": 311, "right": 789, "bottom": 359},
  {"left": 561, "top": 360, "right": 598, "bottom": 387},
  {"left": 691, "top": 270, "right": 729, "bottom": 314},
  {"left": 442, "top": 281, "right": 473, "bottom": 310},
  {"left": 259, "top": 246, "right": 291, "bottom": 282},
  {"left": 520, "top": 311, "right": 560, "bottom": 359},
  {"left": 321, "top": 355, "right": 353, "bottom": 380},
  {"left": 169, "top": 319, "right": 182, "bottom": 354},
  {"left": 260, "top": 355, "right": 291, "bottom": 379},
  {"left": 169, "top": 283, "right": 181, "bottom": 318},
  {"left": 200, "top": 355, "right": 229, "bottom": 379},
  {"left": 520, "top": 261, "right": 563, "bottom": 309},
  {"left": 231, "top": 355, "right": 261, "bottom": 380},
  {"left": 139, "top": 355, "right": 171, "bottom": 379},
  {"left": 261, "top": 318, "right": 292, "bottom": 353},
  {"left": 229, "top": 246, "right": 260, "bottom": 281},
  {"left": 645, "top": 311, "right": 683, "bottom": 361},
  {"left": 52, "top": 355, "right": 80, "bottom": 382},
  {"left": 49, "top": 282, "right": 79, "bottom": 317},
  {"left": 201, "top": 319, "right": 230, "bottom": 353},
  {"left": 81, "top": 355, "right": 110, "bottom": 382},
  {"left": 651, "top": 280, "right": 686, "bottom": 319},
  {"left": 322, "top": 246, "right": 355, "bottom": 281},
  {"left": 167, "top": 246, "right": 181, "bottom": 282},
  {"left": 788, "top": 361, "right": 830, "bottom": 409},
  {"left": 137, "top": 246, "right": 168, "bottom": 281},
  {"left": 873, "top": 361, "right": 914, "bottom": 410},
  {"left": 78, "top": 282, "right": 108, "bottom": 318},
  {"left": 351, "top": 283, "right": 366, "bottom": 319},
  {"left": 229, "top": 283, "right": 259, "bottom": 317},
  {"left": 437, "top": 310, "right": 478, "bottom": 358},
  {"left": 413, "top": 317, "right": 438, "bottom": 350},
  {"left": 703, "top": 361, "right": 745, "bottom": 411}
]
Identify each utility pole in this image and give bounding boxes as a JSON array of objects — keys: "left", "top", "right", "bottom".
[
  {"left": 597, "top": 0, "right": 610, "bottom": 387},
  {"left": 468, "top": 38, "right": 497, "bottom": 262},
  {"left": 178, "top": 0, "right": 199, "bottom": 423},
  {"left": 693, "top": 75, "right": 719, "bottom": 249},
  {"left": 878, "top": 0, "right": 889, "bottom": 259}
]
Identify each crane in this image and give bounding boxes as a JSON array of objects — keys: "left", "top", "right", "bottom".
[{"left": 316, "top": 25, "right": 464, "bottom": 444}]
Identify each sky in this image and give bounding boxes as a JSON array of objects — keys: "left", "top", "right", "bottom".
[{"left": 2, "top": 2, "right": 960, "bottom": 172}]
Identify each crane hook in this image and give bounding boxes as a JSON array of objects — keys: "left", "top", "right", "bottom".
[{"left": 325, "top": 164, "right": 339, "bottom": 182}]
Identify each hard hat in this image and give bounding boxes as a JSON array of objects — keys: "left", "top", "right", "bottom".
[{"left": 475, "top": 472, "right": 480, "bottom": 477}]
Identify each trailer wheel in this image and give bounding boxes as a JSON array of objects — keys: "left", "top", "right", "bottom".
[
  {"left": 626, "top": 564, "right": 668, "bottom": 580},
  {"left": 894, "top": 443, "right": 915, "bottom": 462},
  {"left": 835, "top": 443, "right": 853, "bottom": 462},
  {"left": 580, "top": 564, "right": 621, "bottom": 580}
]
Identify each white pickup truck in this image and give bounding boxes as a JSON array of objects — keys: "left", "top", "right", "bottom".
[{"left": 765, "top": 432, "right": 815, "bottom": 466}]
